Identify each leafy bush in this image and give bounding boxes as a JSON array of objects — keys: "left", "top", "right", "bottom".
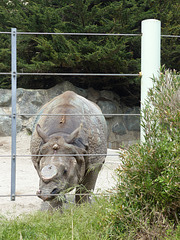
[{"left": 105, "top": 69, "right": 180, "bottom": 239}]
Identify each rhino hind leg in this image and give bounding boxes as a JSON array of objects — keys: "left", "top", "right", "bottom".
[{"left": 75, "top": 163, "right": 103, "bottom": 204}]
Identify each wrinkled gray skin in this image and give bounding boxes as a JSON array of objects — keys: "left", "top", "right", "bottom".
[{"left": 30, "top": 91, "right": 107, "bottom": 209}]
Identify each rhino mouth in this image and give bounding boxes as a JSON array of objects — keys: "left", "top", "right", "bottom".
[{"left": 36, "top": 188, "right": 60, "bottom": 201}]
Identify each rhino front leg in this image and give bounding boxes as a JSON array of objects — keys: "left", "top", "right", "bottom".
[
  {"left": 75, "top": 164, "right": 103, "bottom": 204},
  {"left": 48, "top": 199, "right": 63, "bottom": 212}
]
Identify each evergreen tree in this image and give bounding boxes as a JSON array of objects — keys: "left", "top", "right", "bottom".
[{"left": 0, "top": 0, "right": 179, "bottom": 105}]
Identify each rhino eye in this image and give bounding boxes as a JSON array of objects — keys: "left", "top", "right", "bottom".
[{"left": 63, "top": 169, "right": 67, "bottom": 175}]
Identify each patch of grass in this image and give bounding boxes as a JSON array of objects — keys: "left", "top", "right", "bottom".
[
  {"left": 1, "top": 197, "right": 179, "bottom": 240},
  {"left": 0, "top": 197, "right": 112, "bottom": 240}
]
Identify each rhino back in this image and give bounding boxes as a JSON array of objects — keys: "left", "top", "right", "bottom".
[{"left": 31, "top": 91, "right": 107, "bottom": 168}]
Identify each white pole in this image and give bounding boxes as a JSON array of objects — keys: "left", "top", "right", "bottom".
[{"left": 140, "top": 19, "right": 161, "bottom": 142}]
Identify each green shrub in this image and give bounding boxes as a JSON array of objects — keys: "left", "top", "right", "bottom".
[{"left": 106, "top": 69, "right": 180, "bottom": 239}]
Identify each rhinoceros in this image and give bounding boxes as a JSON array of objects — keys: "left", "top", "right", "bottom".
[{"left": 30, "top": 91, "right": 107, "bottom": 209}]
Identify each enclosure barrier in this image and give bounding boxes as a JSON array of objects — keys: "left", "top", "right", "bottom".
[{"left": 0, "top": 19, "right": 179, "bottom": 201}]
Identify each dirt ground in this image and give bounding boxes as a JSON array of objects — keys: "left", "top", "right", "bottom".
[{"left": 0, "top": 131, "right": 121, "bottom": 219}]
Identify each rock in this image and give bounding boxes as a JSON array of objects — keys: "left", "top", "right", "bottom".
[
  {"left": 26, "top": 117, "right": 35, "bottom": 134},
  {"left": 97, "top": 100, "right": 117, "bottom": 118},
  {"left": 100, "top": 90, "right": 121, "bottom": 104},
  {"left": 0, "top": 81, "right": 140, "bottom": 147},
  {"left": 112, "top": 122, "right": 127, "bottom": 135},
  {"left": 0, "top": 89, "right": 11, "bottom": 106},
  {"left": 17, "top": 88, "right": 24, "bottom": 98},
  {"left": 0, "top": 109, "right": 22, "bottom": 136},
  {"left": 0, "top": 108, "right": 6, "bottom": 115},
  {"left": 18, "top": 90, "right": 48, "bottom": 119},
  {"left": 100, "top": 90, "right": 115, "bottom": 101},
  {"left": 0, "top": 115, "right": 11, "bottom": 136},
  {"left": 47, "top": 81, "right": 87, "bottom": 100},
  {"left": 47, "top": 85, "right": 63, "bottom": 100},
  {"left": 123, "top": 107, "right": 140, "bottom": 131},
  {"left": 87, "top": 88, "right": 100, "bottom": 103},
  {"left": 75, "top": 87, "right": 87, "bottom": 98}
]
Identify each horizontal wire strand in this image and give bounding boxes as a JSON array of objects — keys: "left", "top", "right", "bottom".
[
  {"left": 0, "top": 153, "right": 121, "bottom": 158},
  {"left": 0, "top": 193, "right": 114, "bottom": 198},
  {"left": 0, "top": 31, "right": 179, "bottom": 38},
  {"left": 17, "top": 72, "right": 140, "bottom": 76},
  {"left": 0, "top": 113, "right": 140, "bottom": 117},
  {"left": 17, "top": 32, "right": 141, "bottom": 36},
  {"left": 0, "top": 72, "right": 140, "bottom": 76},
  {"left": 161, "top": 34, "right": 180, "bottom": 38}
]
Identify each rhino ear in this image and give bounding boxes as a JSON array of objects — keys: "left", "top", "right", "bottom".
[
  {"left": 66, "top": 123, "right": 83, "bottom": 144},
  {"left": 36, "top": 124, "right": 49, "bottom": 143}
]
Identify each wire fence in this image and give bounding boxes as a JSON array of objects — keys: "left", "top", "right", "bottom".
[
  {"left": 0, "top": 30, "right": 180, "bottom": 37},
  {"left": 0, "top": 192, "right": 115, "bottom": 198},
  {"left": 0, "top": 154, "right": 120, "bottom": 158},
  {"left": 0, "top": 26, "right": 179, "bottom": 202}
]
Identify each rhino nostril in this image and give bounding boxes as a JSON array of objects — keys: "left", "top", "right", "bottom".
[
  {"left": 51, "top": 188, "right": 59, "bottom": 195},
  {"left": 36, "top": 190, "right": 42, "bottom": 195}
]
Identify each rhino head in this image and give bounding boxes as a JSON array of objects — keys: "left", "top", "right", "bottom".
[{"left": 35, "top": 124, "right": 87, "bottom": 201}]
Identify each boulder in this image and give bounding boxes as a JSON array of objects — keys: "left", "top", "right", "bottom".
[
  {"left": 87, "top": 88, "right": 100, "bottom": 103},
  {"left": 0, "top": 109, "right": 22, "bottom": 136},
  {"left": 0, "top": 81, "right": 140, "bottom": 147},
  {"left": 47, "top": 81, "right": 87, "bottom": 100},
  {"left": 18, "top": 89, "right": 48, "bottom": 119},
  {"left": 97, "top": 100, "right": 117, "bottom": 118},
  {"left": 0, "top": 89, "right": 11, "bottom": 107},
  {"left": 100, "top": 90, "right": 115, "bottom": 101},
  {"left": 112, "top": 122, "right": 127, "bottom": 135},
  {"left": 123, "top": 107, "right": 140, "bottom": 131}
]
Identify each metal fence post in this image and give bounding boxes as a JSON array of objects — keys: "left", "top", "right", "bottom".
[
  {"left": 11, "top": 28, "right": 17, "bottom": 201},
  {"left": 140, "top": 19, "right": 161, "bottom": 142}
]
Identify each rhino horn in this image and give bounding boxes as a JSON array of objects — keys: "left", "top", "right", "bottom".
[
  {"left": 41, "top": 164, "right": 57, "bottom": 181},
  {"left": 36, "top": 124, "right": 49, "bottom": 143},
  {"left": 66, "top": 123, "right": 83, "bottom": 144}
]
